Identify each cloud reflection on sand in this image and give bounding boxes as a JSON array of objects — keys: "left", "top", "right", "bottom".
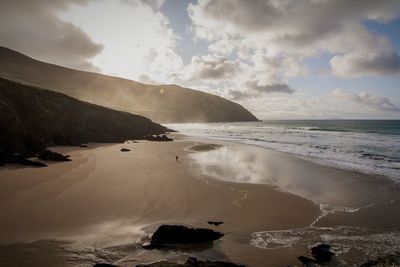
[{"left": 189, "top": 143, "right": 398, "bottom": 209}]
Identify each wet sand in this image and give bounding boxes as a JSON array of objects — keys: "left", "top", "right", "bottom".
[{"left": 0, "top": 135, "right": 399, "bottom": 266}]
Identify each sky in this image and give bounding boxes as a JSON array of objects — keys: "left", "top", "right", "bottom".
[{"left": 1, "top": 0, "right": 400, "bottom": 119}]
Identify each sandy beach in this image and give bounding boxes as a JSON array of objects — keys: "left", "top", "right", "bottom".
[{"left": 0, "top": 135, "right": 399, "bottom": 266}]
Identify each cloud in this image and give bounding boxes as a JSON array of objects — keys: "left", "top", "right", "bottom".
[
  {"left": 188, "top": 0, "right": 400, "bottom": 78},
  {"left": 331, "top": 89, "right": 400, "bottom": 112},
  {"left": 189, "top": 0, "right": 400, "bottom": 42},
  {"left": 61, "top": 0, "right": 182, "bottom": 83},
  {"left": 227, "top": 81, "right": 294, "bottom": 101},
  {"left": 138, "top": 73, "right": 161, "bottom": 85},
  {"left": 245, "top": 81, "right": 294, "bottom": 94},
  {"left": 228, "top": 90, "right": 251, "bottom": 100},
  {"left": 190, "top": 54, "right": 238, "bottom": 80},
  {"left": 0, "top": 0, "right": 103, "bottom": 71},
  {"left": 123, "top": 0, "right": 165, "bottom": 10},
  {"left": 331, "top": 51, "right": 400, "bottom": 77}
]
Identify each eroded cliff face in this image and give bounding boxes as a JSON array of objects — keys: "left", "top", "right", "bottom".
[
  {"left": 0, "top": 47, "right": 258, "bottom": 123},
  {"left": 0, "top": 77, "right": 168, "bottom": 162}
]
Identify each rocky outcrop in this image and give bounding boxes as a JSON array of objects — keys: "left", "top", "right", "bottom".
[
  {"left": 207, "top": 221, "right": 224, "bottom": 226},
  {"left": 136, "top": 257, "right": 245, "bottom": 267},
  {"left": 120, "top": 148, "right": 130, "bottom": 152},
  {"left": 298, "top": 243, "right": 335, "bottom": 265},
  {"left": 0, "top": 78, "right": 169, "bottom": 165},
  {"left": 144, "top": 225, "right": 224, "bottom": 249},
  {"left": 0, "top": 153, "right": 47, "bottom": 167},
  {"left": 94, "top": 257, "right": 244, "bottom": 267},
  {"left": 38, "top": 149, "right": 71, "bottom": 161},
  {"left": 145, "top": 135, "right": 173, "bottom": 142},
  {"left": 0, "top": 46, "right": 258, "bottom": 123}
]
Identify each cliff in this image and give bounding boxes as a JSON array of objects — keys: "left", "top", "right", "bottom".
[{"left": 0, "top": 77, "right": 168, "bottom": 162}]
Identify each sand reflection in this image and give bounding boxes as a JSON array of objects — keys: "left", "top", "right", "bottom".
[{"left": 190, "top": 144, "right": 398, "bottom": 209}]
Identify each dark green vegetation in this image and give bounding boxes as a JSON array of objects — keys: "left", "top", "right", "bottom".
[
  {"left": 0, "top": 78, "right": 168, "bottom": 164},
  {"left": 0, "top": 47, "right": 258, "bottom": 123}
]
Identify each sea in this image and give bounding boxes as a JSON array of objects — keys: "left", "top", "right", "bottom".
[
  {"left": 167, "top": 120, "right": 400, "bottom": 181},
  {"left": 167, "top": 120, "right": 400, "bottom": 263}
]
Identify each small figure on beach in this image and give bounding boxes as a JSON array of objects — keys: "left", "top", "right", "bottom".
[{"left": 176, "top": 155, "right": 179, "bottom": 162}]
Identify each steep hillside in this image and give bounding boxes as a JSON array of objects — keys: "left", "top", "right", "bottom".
[
  {"left": 0, "top": 78, "right": 168, "bottom": 162},
  {"left": 0, "top": 47, "right": 258, "bottom": 123}
]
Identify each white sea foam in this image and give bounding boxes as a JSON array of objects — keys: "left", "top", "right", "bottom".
[{"left": 250, "top": 226, "right": 400, "bottom": 264}]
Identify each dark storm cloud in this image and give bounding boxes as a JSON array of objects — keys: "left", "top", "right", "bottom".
[{"left": 0, "top": 0, "right": 103, "bottom": 71}]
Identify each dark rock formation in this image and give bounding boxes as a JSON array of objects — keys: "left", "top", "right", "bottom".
[
  {"left": 0, "top": 152, "right": 47, "bottom": 167},
  {"left": 0, "top": 77, "right": 169, "bottom": 165},
  {"left": 0, "top": 46, "right": 258, "bottom": 123},
  {"left": 311, "top": 243, "right": 334, "bottom": 262},
  {"left": 17, "top": 157, "right": 47, "bottom": 167},
  {"left": 120, "top": 148, "right": 130, "bottom": 152},
  {"left": 145, "top": 135, "right": 173, "bottom": 142},
  {"left": 38, "top": 149, "right": 71, "bottom": 161},
  {"left": 144, "top": 225, "right": 224, "bottom": 249},
  {"left": 298, "top": 243, "right": 334, "bottom": 265},
  {"left": 208, "top": 221, "right": 224, "bottom": 226},
  {"left": 136, "top": 257, "right": 245, "bottom": 267}
]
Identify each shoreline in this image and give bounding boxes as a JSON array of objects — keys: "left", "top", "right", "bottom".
[
  {"left": 0, "top": 135, "right": 399, "bottom": 266},
  {"left": 165, "top": 122, "right": 400, "bottom": 182},
  {"left": 181, "top": 134, "right": 399, "bottom": 184}
]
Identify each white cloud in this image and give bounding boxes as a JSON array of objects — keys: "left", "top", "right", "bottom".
[
  {"left": 188, "top": 0, "right": 400, "bottom": 78},
  {"left": 331, "top": 89, "right": 400, "bottom": 112},
  {"left": 61, "top": 0, "right": 182, "bottom": 83},
  {"left": 0, "top": 0, "right": 103, "bottom": 71},
  {"left": 245, "top": 81, "right": 294, "bottom": 94},
  {"left": 228, "top": 89, "right": 400, "bottom": 120},
  {"left": 331, "top": 51, "right": 400, "bottom": 78},
  {"left": 183, "top": 54, "right": 239, "bottom": 80}
]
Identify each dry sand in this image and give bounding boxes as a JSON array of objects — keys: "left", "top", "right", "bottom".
[{"left": 0, "top": 135, "right": 399, "bottom": 266}]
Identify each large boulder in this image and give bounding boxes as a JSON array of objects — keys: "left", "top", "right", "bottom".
[
  {"left": 311, "top": 243, "right": 334, "bottom": 262},
  {"left": 144, "top": 225, "right": 224, "bottom": 249},
  {"left": 298, "top": 243, "right": 335, "bottom": 265}
]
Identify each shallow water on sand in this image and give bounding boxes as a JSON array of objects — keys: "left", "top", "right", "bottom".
[{"left": 189, "top": 142, "right": 400, "bottom": 265}]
